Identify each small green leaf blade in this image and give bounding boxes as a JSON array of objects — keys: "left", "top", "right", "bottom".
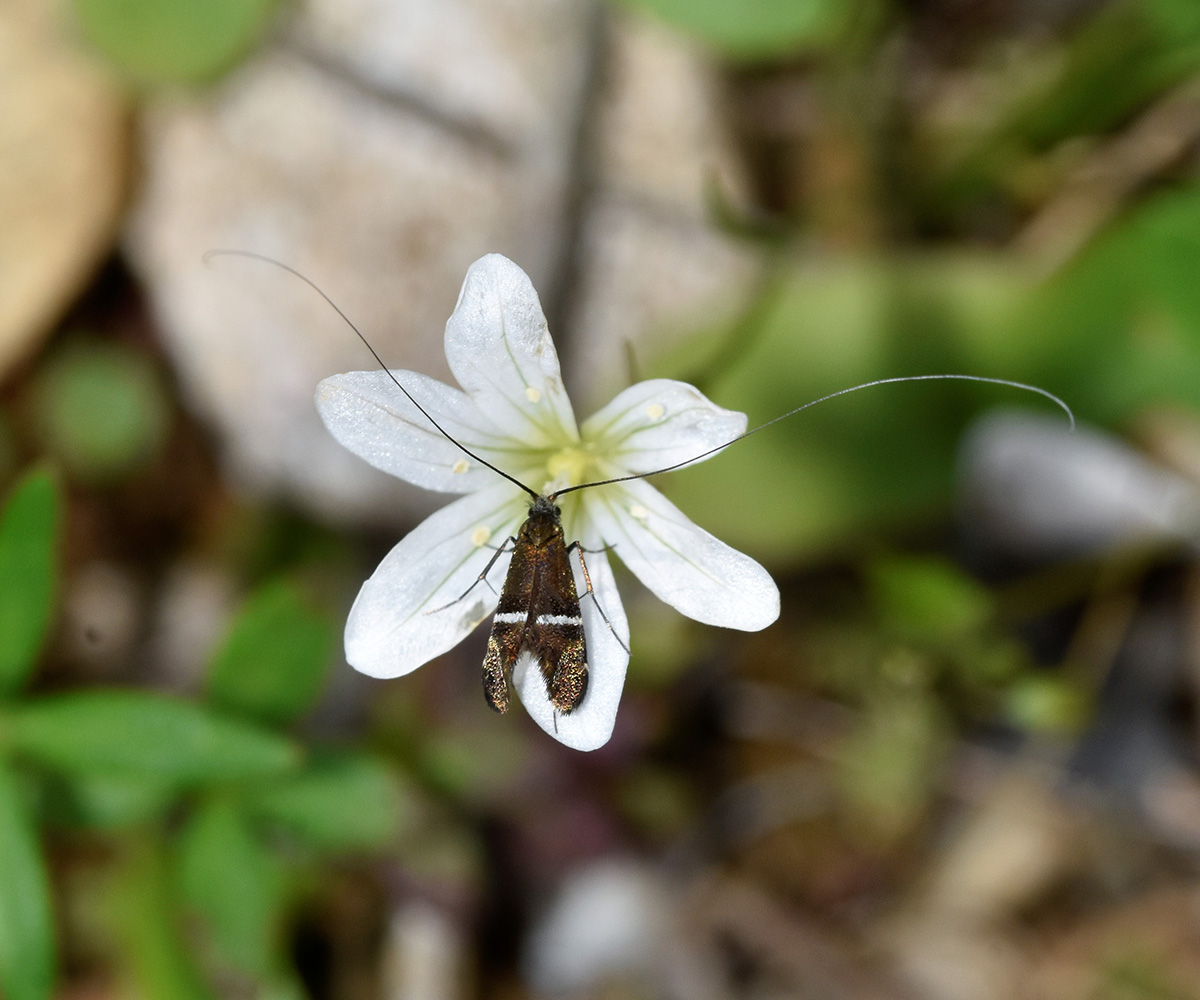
[
  {"left": 71, "top": 0, "right": 283, "bottom": 84},
  {"left": 0, "top": 759, "right": 56, "bottom": 1000},
  {"left": 62, "top": 774, "right": 178, "bottom": 830},
  {"left": 8, "top": 691, "right": 300, "bottom": 785},
  {"left": 623, "top": 0, "right": 850, "bottom": 60},
  {"left": 868, "top": 555, "right": 993, "bottom": 644},
  {"left": 0, "top": 468, "right": 59, "bottom": 696},
  {"left": 176, "top": 799, "right": 281, "bottom": 981},
  {"left": 108, "top": 837, "right": 214, "bottom": 1000},
  {"left": 249, "top": 751, "right": 408, "bottom": 852},
  {"left": 208, "top": 579, "right": 336, "bottom": 725}
]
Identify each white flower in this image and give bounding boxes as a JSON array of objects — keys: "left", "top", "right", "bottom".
[{"left": 315, "top": 254, "right": 779, "bottom": 751}]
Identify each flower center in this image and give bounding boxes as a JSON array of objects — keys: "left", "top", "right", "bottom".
[{"left": 545, "top": 445, "right": 594, "bottom": 489}]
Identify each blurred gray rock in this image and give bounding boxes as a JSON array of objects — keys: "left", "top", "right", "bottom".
[
  {"left": 566, "top": 9, "right": 762, "bottom": 408},
  {"left": 126, "top": 0, "right": 761, "bottom": 524},
  {"left": 523, "top": 859, "right": 669, "bottom": 996},
  {"left": 957, "top": 410, "right": 1200, "bottom": 559}
]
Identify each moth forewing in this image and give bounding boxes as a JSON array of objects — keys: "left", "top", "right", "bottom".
[
  {"left": 482, "top": 496, "right": 588, "bottom": 714},
  {"left": 527, "top": 525, "right": 588, "bottom": 710}
]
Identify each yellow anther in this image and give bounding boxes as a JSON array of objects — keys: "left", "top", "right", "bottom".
[
  {"left": 471, "top": 525, "right": 492, "bottom": 547},
  {"left": 628, "top": 503, "right": 649, "bottom": 521},
  {"left": 525, "top": 386, "right": 542, "bottom": 403},
  {"left": 452, "top": 459, "right": 470, "bottom": 474},
  {"left": 645, "top": 403, "right": 665, "bottom": 420}
]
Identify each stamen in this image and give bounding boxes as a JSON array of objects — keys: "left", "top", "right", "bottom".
[
  {"left": 471, "top": 525, "right": 492, "bottom": 547},
  {"left": 547, "top": 447, "right": 591, "bottom": 487},
  {"left": 525, "top": 386, "right": 542, "bottom": 403},
  {"left": 452, "top": 459, "right": 470, "bottom": 474},
  {"left": 645, "top": 403, "right": 665, "bottom": 420},
  {"left": 628, "top": 503, "right": 649, "bottom": 521}
]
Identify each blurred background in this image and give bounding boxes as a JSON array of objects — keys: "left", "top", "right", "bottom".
[{"left": 5, "top": 0, "right": 1200, "bottom": 997}]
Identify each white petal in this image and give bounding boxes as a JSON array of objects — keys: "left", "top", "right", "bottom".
[
  {"left": 514, "top": 549, "right": 630, "bottom": 752},
  {"left": 345, "top": 483, "right": 528, "bottom": 677},
  {"left": 586, "top": 479, "right": 779, "bottom": 631},
  {"left": 443, "top": 254, "right": 579, "bottom": 447},
  {"left": 317, "top": 370, "right": 530, "bottom": 493},
  {"left": 581, "top": 379, "right": 747, "bottom": 474}
]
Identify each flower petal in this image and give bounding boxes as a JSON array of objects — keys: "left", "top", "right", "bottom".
[
  {"left": 443, "top": 254, "right": 579, "bottom": 447},
  {"left": 316, "top": 370, "right": 534, "bottom": 494},
  {"left": 581, "top": 379, "right": 747, "bottom": 474},
  {"left": 345, "top": 482, "right": 529, "bottom": 677},
  {"left": 513, "top": 549, "right": 630, "bottom": 752},
  {"left": 586, "top": 479, "right": 779, "bottom": 631}
]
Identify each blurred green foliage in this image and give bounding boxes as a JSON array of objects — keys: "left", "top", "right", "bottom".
[
  {"left": 207, "top": 579, "right": 337, "bottom": 724},
  {"left": 31, "top": 339, "right": 170, "bottom": 485},
  {"left": 0, "top": 761, "right": 54, "bottom": 1000},
  {"left": 0, "top": 470, "right": 58, "bottom": 697},
  {"left": 622, "top": 0, "right": 854, "bottom": 58},
  {"left": 177, "top": 798, "right": 284, "bottom": 981},
  {"left": 658, "top": 172, "right": 1200, "bottom": 562},
  {"left": 0, "top": 472, "right": 410, "bottom": 1000},
  {"left": 71, "top": 0, "right": 283, "bottom": 83},
  {"left": 6, "top": 691, "right": 300, "bottom": 784}
]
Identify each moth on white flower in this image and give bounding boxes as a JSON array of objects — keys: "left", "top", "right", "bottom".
[{"left": 315, "top": 253, "right": 779, "bottom": 751}]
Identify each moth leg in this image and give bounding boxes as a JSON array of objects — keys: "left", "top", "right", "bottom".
[
  {"left": 571, "top": 542, "right": 616, "bottom": 555},
  {"left": 424, "top": 535, "right": 517, "bottom": 615},
  {"left": 569, "top": 545, "right": 630, "bottom": 655}
]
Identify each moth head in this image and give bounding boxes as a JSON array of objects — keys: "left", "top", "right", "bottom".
[{"left": 533, "top": 494, "right": 562, "bottom": 518}]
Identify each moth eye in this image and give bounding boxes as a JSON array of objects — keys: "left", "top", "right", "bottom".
[
  {"left": 525, "top": 386, "right": 542, "bottom": 403},
  {"left": 452, "top": 459, "right": 470, "bottom": 474},
  {"left": 644, "top": 403, "right": 665, "bottom": 420},
  {"left": 628, "top": 503, "right": 649, "bottom": 521},
  {"left": 471, "top": 524, "right": 492, "bottom": 547}
]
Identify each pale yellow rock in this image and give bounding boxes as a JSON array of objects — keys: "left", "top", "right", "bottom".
[{"left": 0, "top": 0, "right": 128, "bottom": 377}]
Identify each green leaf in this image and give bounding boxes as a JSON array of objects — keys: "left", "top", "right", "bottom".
[
  {"left": 6, "top": 691, "right": 300, "bottom": 784},
  {"left": 1023, "top": 183, "right": 1200, "bottom": 422},
  {"left": 835, "top": 689, "right": 947, "bottom": 845},
  {"left": 1148, "top": 0, "right": 1200, "bottom": 45},
  {"left": 622, "top": 0, "right": 851, "bottom": 59},
  {"left": 31, "top": 339, "right": 170, "bottom": 485},
  {"left": 0, "top": 759, "right": 56, "bottom": 1000},
  {"left": 0, "top": 469, "right": 59, "bottom": 696},
  {"left": 176, "top": 799, "right": 281, "bottom": 980},
  {"left": 108, "top": 837, "right": 214, "bottom": 1000},
  {"left": 652, "top": 256, "right": 1063, "bottom": 563},
  {"left": 1006, "top": 675, "right": 1090, "bottom": 734},
  {"left": 208, "top": 579, "right": 336, "bottom": 725},
  {"left": 63, "top": 774, "right": 178, "bottom": 830},
  {"left": 249, "top": 751, "right": 407, "bottom": 851},
  {"left": 868, "top": 555, "right": 993, "bottom": 644},
  {"left": 71, "top": 0, "right": 282, "bottom": 84}
]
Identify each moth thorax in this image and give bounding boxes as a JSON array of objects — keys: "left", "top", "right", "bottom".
[{"left": 524, "top": 495, "right": 563, "bottom": 545}]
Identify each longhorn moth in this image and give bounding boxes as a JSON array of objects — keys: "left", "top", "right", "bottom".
[{"left": 207, "top": 250, "right": 1073, "bottom": 751}]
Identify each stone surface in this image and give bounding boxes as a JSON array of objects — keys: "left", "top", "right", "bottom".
[
  {"left": 126, "top": 41, "right": 584, "bottom": 523},
  {"left": 565, "top": 9, "right": 762, "bottom": 409},
  {"left": 126, "top": 0, "right": 762, "bottom": 523},
  {"left": 957, "top": 411, "right": 1200, "bottom": 558},
  {"left": 0, "top": 0, "right": 128, "bottom": 380}
]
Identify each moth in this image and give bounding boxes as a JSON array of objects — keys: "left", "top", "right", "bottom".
[
  {"left": 208, "top": 250, "right": 1074, "bottom": 723},
  {"left": 480, "top": 494, "right": 590, "bottom": 714}
]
